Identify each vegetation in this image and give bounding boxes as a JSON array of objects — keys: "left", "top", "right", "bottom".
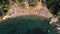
[
  {"left": 0, "top": 16, "right": 57, "bottom": 34},
  {"left": 45, "top": 0, "right": 60, "bottom": 17},
  {"left": 17, "top": 0, "right": 23, "bottom": 3},
  {"left": 0, "top": 0, "right": 9, "bottom": 19},
  {"left": 28, "top": 0, "right": 38, "bottom": 6},
  {"left": 0, "top": 0, "right": 9, "bottom": 17}
]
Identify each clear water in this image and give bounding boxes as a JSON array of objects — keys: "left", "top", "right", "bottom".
[{"left": 0, "top": 16, "right": 57, "bottom": 34}]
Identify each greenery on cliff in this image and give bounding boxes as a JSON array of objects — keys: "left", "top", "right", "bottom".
[
  {"left": 0, "top": 0, "right": 9, "bottom": 17},
  {"left": 45, "top": 0, "right": 60, "bottom": 17}
]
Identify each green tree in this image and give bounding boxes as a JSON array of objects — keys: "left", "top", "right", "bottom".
[
  {"left": 0, "top": 0, "right": 9, "bottom": 14},
  {"left": 45, "top": 0, "right": 60, "bottom": 16}
]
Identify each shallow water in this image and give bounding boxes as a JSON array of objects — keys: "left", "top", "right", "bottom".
[{"left": 0, "top": 16, "right": 57, "bottom": 34}]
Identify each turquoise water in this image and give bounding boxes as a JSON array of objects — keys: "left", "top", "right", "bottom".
[{"left": 0, "top": 16, "right": 57, "bottom": 34}]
